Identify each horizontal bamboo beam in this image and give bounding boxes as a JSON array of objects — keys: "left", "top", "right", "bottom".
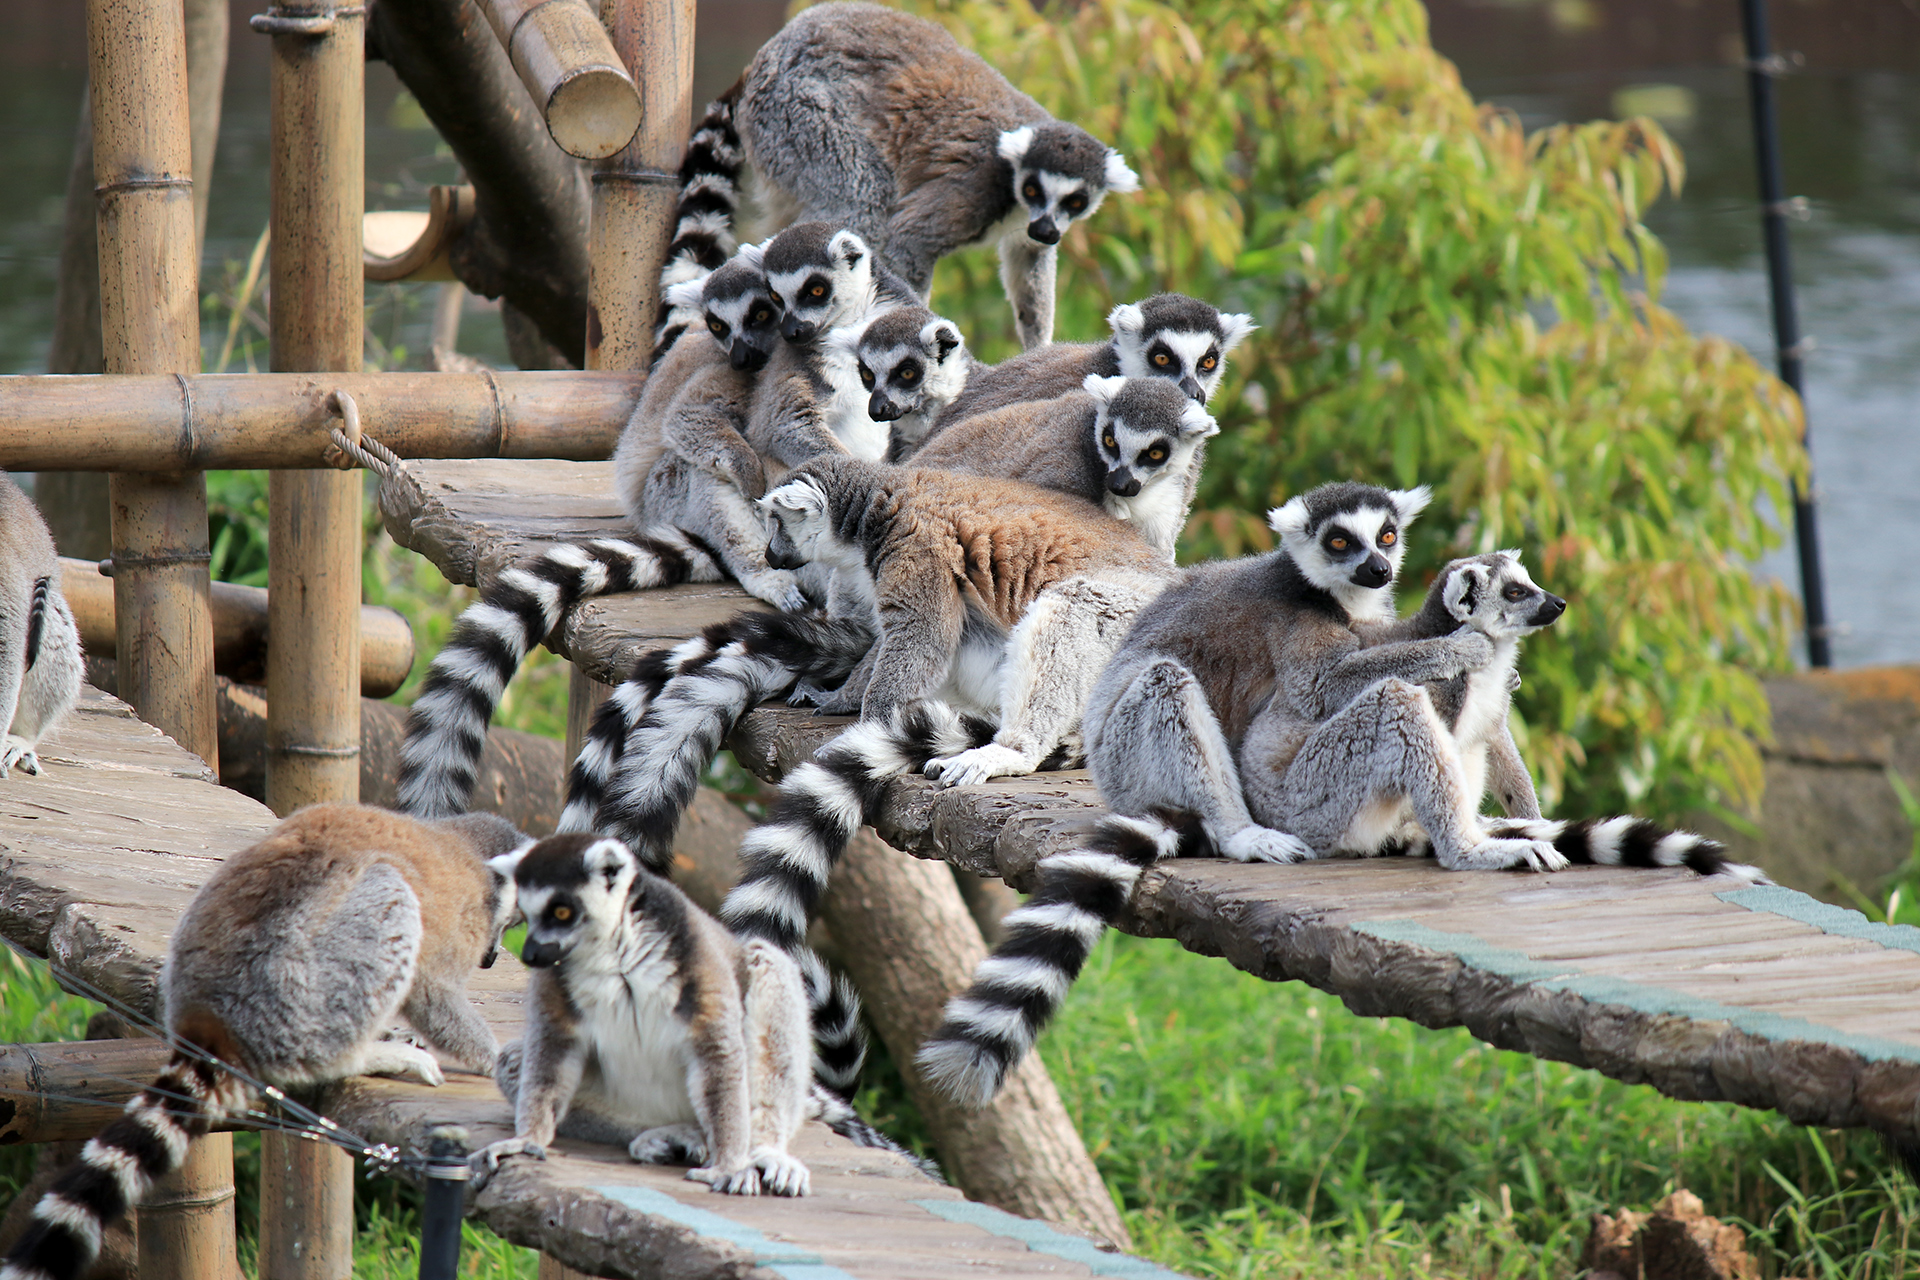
[
  {"left": 0, "top": 1038, "right": 238, "bottom": 1144},
  {"left": 0, "top": 371, "right": 631, "bottom": 470},
  {"left": 477, "top": 0, "right": 641, "bottom": 160},
  {"left": 63, "top": 559, "right": 414, "bottom": 697}
]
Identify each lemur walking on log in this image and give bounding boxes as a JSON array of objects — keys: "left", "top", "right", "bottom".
[
  {"left": 0, "top": 805, "right": 524, "bottom": 1280},
  {"left": 918, "top": 485, "right": 1768, "bottom": 1106}
]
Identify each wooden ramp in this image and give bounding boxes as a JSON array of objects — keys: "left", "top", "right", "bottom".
[
  {"left": 383, "top": 458, "right": 1920, "bottom": 1147},
  {"left": 0, "top": 686, "right": 1188, "bottom": 1279}
]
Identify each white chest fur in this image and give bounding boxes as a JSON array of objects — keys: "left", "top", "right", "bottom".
[
  {"left": 1103, "top": 475, "right": 1188, "bottom": 561},
  {"left": 568, "top": 931, "right": 698, "bottom": 1129},
  {"left": 1448, "top": 640, "right": 1520, "bottom": 811}
]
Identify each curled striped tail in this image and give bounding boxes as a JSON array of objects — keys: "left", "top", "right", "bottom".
[
  {"left": 654, "top": 87, "right": 745, "bottom": 361},
  {"left": 397, "top": 534, "right": 717, "bottom": 819},
  {"left": 718, "top": 702, "right": 995, "bottom": 1094},
  {"left": 24, "top": 576, "right": 51, "bottom": 670},
  {"left": 1485, "top": 815, "right": 1768, "bottom": 882},
  {"left": 917, "top": 811, "right": 1193, "bottom": 1109},
  {"left": 588, "top": 611, "right": 875, "bottom": 868},
  {"left": 1, "top": 1053, "right": 235, "bottom": 1280}
]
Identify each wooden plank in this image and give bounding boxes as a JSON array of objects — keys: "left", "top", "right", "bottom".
[{"left": 378, "top": 458, "right": 627, "bottom": 591}]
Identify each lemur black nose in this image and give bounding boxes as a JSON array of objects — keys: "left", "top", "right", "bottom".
[
  {"left": 1028, "top": 217, "right": 1060, "bottom": 246},
  {"left": 766, "top": 542, "right": 805, "bottom": 571},
  {"left": 520, "top": 938, "right": 562, "bottom": 969},
  {"left": 1354, "top": 553, "right": 1392, "bottom": 587},
  {"left": 730, "top": 341, "right": 756, "bottom": 370},
  {"left": 782, "top": 315, "right": 815, "bottom": 343},
  {"left": 1107, "top": 471, "right": 1142, "bottom": 497},
  {"left": 869, "top": 392, "right": 904, "bottom": 421},
  {"left": 1179, "top": 375, "right": 1205, "bottom": 403},
  {"left": 1532, "top": 594, "right": 1567, "bottom": 626}
]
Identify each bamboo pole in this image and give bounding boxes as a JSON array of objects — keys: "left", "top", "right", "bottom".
[
  {"left": 88, "top": 0, "right": 220, "bottom": 778},
  {"left": 477, "top": 0, "right": 642, "bottom": 160},
  {"left": 0, "top": 371, "right": 631, "bottom": 470},
  {"left": 256, "top": 0, "right": 364, "bottom": 1273},
  {"left": 39, "top": 89, "right": 110, "bottom": 561}
]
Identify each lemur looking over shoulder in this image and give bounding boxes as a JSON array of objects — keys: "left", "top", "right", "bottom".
[
  {"left": 1, "top": 805, "right": 524, "bottom": 1280},
  {"left": 0, "top": 477, "right": 80, "bottom": 780},
  {"left": 474, "top": 833, "right": 924, "bottom": 1197},
  {"left": 919, "top": 486, "right": 1763, "bottom": 1106},
  {"left": 736, "top": 1, "right": 1137, "bottom": 349}
]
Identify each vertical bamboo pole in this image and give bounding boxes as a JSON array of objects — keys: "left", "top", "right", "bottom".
[
  {"left": 88, "top": 0, "right": 219, "bottom": 774},
  {"left": 570, "top": 0, "right": 693, "bottom": 765},
  {"left": 258, "top": 1, "right": 364, "bottom": 1275}
]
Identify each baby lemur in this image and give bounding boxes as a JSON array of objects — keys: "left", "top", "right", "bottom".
[
  {"left": 919, "top": 487, "right": 1761, "bottom": 1106},
  {"left": 0, "top": 478, "right": 80, "bottom": 779},
  {"left": 736, "top": 1, "right": 1138, "bottom": 348},
  {"left": 1, "top": 805, "right": 523, "bottom": 1280},
  {"left": 477, "top": 832, "right": 920, "bottom": 1196}
]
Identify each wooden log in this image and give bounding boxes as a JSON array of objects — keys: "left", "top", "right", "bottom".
[
  {"left": 63, "top": 558, "right": 415, "bottom": 698},
  {"left": 0, "top": 371, "right": 629, "bottom": 471},
  {"left": 369, "top": 0, "right": 592, "bottom": 362},
  {"left": 88, "top": 0, "right": 220, "bottom": 778},
  {"left": 586, "top": 0, "right": 693, "bottom": 371},
  {"left": 818, "top": 830, "right": 1131, "bottom": 1251},
  {"left": 140, "top": 1134, "right": 241, "bottom": 1280},
  {"left": 363, "top": 184, "right": 475, "bottom": 283},
  {"left": 477, "top": 0, "right": 642, "bottom": 161},
  {"left": 39, "top": 87, "right": 110, "bottom": 561},
  {"left": 0, "top": 1037, "right": 175, "bottom": 1145},
  {"left": 184, "top": 0, "right": 227, "bottom": 254}
]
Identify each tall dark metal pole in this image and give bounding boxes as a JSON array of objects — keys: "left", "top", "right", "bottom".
[{"left": 1739, "top": 0, "right": 1832, "bottom": 667}]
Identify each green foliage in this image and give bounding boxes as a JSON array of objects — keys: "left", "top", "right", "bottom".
[{"left": 908, "top": 0, "right": 1805, "bottom": 822}]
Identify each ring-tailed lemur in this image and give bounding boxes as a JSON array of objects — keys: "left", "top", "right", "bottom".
[
  {"left": 474, "top": 832, "right": 931, "bottom": 1194},
  {"left": 918, "top": 489, "right": 1764, "bottom": 1106},
  {"left": 736, "top": 1, "right": 1137, "bottom": 349},
  {"left": 1, "top": 804, "right": 525, "bottom": 1280},
  {"left": 837, "top": 304, "right": 976, "bottom": 459},
  {"left": 907, "top": 295, "right": 1255, "bottom": 462},
  {"left": 654, "top": 89, "right": 750, "bottom": 361},
  {"left": 911, "top": 375, "right": 1218, "bottom": 561},
  {"left": 0, "top": 479, "right": 80, "bottom": 779}
]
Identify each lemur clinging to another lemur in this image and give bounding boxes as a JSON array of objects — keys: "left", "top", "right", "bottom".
[
  {"left": 0, "top": 477, "right": 81, "bottom": 780},
  {"left": 1, "top": 805, "right": 525, "bottom": 1280},
  {"left": 919, "top": 484, "right": 1764, "bottom": 1106},
  {"left": 736, "top": 1, "right": 1138, "bottom": 349},
  {"left": 474, "top": 832, "right": 923, "bottom": 1197}
]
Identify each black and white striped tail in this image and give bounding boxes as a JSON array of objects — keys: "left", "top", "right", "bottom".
[
  {"left": 396, "top": 534, "right": 717, "bottom": 819},
  {"left": 917, "top": 811, "right": 1199, "bottom": 1109},
  {"left": 718, "top": 703, "right": 995, "bottom": 1094},
  {"left": 809, "top": 1083, "right": 944, "bottom": 1182},
  {"left": 1485, "top": 816, "right": 1768, "bottom": 882},
  {"left": 581, "top": 611, "right": 876, "bottom": 869},
  {"left": 24, "top": 576, "right": 51, "bottom": 670},
  {"left": 654, "top": 87, "right": 745, "bottom": 361},
  {"left": 1, "top": 1053, "right": 230, "bottom": 1280}
]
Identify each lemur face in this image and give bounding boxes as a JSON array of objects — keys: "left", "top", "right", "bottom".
[
  {"left": 491, "top": 834, "right": 635, "bottom": 969},
  {"left": 1083, "top": 375, "right": 1218, "bottom": 498},
  {"left": 1442, "top": 552, "right": 1567, "bottom": 640},
  {"left": 841, "top": 308, "right": 968, "bottom": 423},
  {"left": 759, "top": 476, "right": 840, "bottom": 572},
  {"left": 694, "top": 255, "right": 783, "bottom": 371},
  {"left": 998, "top": 123, "right": 1139, "bottom": 247},
  {"left": 1108, "top": 294, "right": 1257, "bottom": 404},
  {"left": 764, "top": 222, "right": 874, "bottom": 345},
  {"left": 1270, "top": 481, "right": 1433, "bottom": 621}
]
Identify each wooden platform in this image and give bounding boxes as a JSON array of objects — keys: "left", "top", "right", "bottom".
[
  {"left": 0, "top": 685, "right": 1188, "bottom": 1278},
  {"left": 381, "top": 457, "right": 1920, "bottom": 1147}
]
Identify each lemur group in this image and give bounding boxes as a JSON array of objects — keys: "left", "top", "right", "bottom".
[{"left": 1, "top": 5, "right": 1772, "bottom": 1275}]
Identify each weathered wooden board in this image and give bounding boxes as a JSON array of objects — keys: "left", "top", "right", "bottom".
[
  {"left": 0, "top": 685, "right": 1181, "bottom": 1280},
  {"left": 380, "top": 458, "right": 1920, "bottom": 1148}
]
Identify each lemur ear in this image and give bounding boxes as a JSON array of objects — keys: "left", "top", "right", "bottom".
[
  {"left": 734, "top": 240, "right": 765, "bottom": 270},
  {"left": 767, "top": 476, "right": 826, "bottom": 515},
  {"left": 997, "top": 125, "right": 1036, "bottom": 165},
  {"left": 664, "top": 277, "right": 706, "bottom": 312},
  {"left": 1104, "top": 149, "right": 1141, "bottom": 194},
  {"left": 926, "top": 321, "right": 962, "bottom": 363},
  {"left": 1082, "top": 373, "right": 1127, "bottom": 407},
  {"left": 584, "top": 837, "right": 632, "bottom": 888},
  {"left": 488, "top": 840, "right": 534, "bottom": 882},
  {"left": 825, "top": 322, "right": 862, "bottom": 356},
  {"left": 1269, "top": 495, "right": 1311, "bottom": 543},
  {"left": 1442, "top": 562, "right": 1487, "bottom": 621},
  {"left": 829, "top": 229, "right": 867, "bottom": 270},
  {"left": 1389, "top": 485, "right": 1433, "bottom": 527},
  {"left": 1105, "top": 302, "right": 1145, "bottom": 338},
  {"left": 1178, "top": 400, "right": 1221, "bottom": 440},
  {"left": 1218, "top": 313, "right": 1257, "bottom": 352}
]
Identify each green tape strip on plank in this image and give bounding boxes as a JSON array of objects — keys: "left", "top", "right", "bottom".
[
  {"left": 913, "top": 1198, "right": 1194, "bottom": 1278},
  {"left": 1351, "top": 919, "right": 1920, "bottom": 1064},
  {"left": 591, "top": 1184, "right": 850, "bottom": 1279},
  {"left": 1718, "top": 884, "right": 1920, "bottom": 955}
]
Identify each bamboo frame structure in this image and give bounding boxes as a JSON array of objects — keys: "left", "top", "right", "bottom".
[
  {"left": 478, "top": 0, "right": 642, "bottom": 160},
  {"left": 0, "top": 371, "right": 629, "bottom": 469}
]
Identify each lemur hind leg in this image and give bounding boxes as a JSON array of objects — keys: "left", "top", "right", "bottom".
[
  {"left": 739, "top": 939, "right": 812, "bottom": 1197},
  {"left": 1245, "top": 678, "right": 1564, "bottom": 872},
  {"left": 1089, "top": 656, "right": 1308, "bottom": 863}
]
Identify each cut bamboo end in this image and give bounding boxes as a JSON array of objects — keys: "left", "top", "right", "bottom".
[
  {"left": 364, "top": 184, "right": 475, "bottom": 282},
  {"left": 477, "top": 0, "right": 641, "bottom": 160}
]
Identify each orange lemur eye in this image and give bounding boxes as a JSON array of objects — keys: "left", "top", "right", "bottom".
[
  {"left": 809, "top": 283, "right": 826, "bottom": 298},
  {"left": 1330, "top": 537, "right": 1348, "bottom": 551},
  {"left": 552, "top": 905, "right": 572, "bottom": 922},
  {"left": 1200, "top": 356, "right": 1217, "bottom": 370},
  {"left": 1146, "top": 447, "right": 1166, "bottom": 462},
  {"left": 768, "top": 291, "right": 783, "bottom": 307},
  {"left": 1153, "top": 352, "right": 1170, "bottom": 366},
  {"left": 1380, "top": 530, "right": 1396, "bottom": 546},
  {"left": 1102, "top": 433, "right": 1117, "bottom": 449}
]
